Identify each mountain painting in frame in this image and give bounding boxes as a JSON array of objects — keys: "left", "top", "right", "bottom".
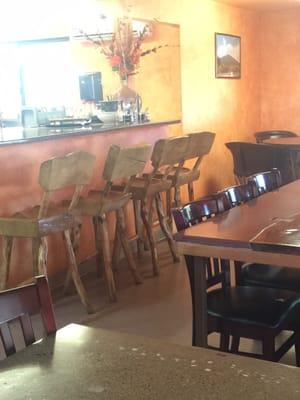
[{"left": 215, "top": 33, "right": 241, "bottom": 79}]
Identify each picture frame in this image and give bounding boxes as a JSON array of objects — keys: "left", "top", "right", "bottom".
[{"left": 215, "top": 33, "right": 241, "bottom": 79}]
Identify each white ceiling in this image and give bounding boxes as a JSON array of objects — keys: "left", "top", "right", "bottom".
[{"left": 214, "top": 0, "right": 300, "bottom": 11}]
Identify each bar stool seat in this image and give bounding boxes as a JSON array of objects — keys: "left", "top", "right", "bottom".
[
  {"left": 149, "top": 166, "right": 200, "bottom": 186},
  {"left": 0, "top": 207, "right": 77, "bottom": 238},
  {"left": 129, "top": 176, "right": 172, "bottom": 199},
  {"left": 169, "top": 166, "right": 200, "bottom": 186},
  {"left": 75, "top": 190, "right": 132, "bottom": 215},
  {"left": 0, "top": 151, "right": 96, "bottom": 314}
]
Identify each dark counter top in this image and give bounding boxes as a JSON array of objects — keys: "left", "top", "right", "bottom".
[{"left": 0, "top": 119, "right": 181, "bottom": 146}]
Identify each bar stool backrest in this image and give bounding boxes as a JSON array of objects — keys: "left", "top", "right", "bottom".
[
  {"left": 39, "top": 151, "right": 95, "bottom": 190},
  {"left": 102, "top": 144, "right": 151, "bottom": 193},
  {"left": 38, "top": 151, "right": 96, "bottom": 217},
  {"left": 185, "top": 131, "right": 215, "bottom": 169},
  {"left": 150, "top": 136, "right": 189, "bottom": 173}
]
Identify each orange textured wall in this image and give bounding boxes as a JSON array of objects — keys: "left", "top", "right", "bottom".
[
  {"left": 127, "top": 0, "right": 261, "bottom": 199},
  {"left": 259, "top": 10, "right": 300, "bottom": 133}
]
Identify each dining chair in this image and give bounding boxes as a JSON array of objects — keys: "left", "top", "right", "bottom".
[
  {"left": 172, "top": 197, "right": 300, "bottom": 365},
  {"left": 246, "top": 168, "right": 282, "bottom": 195},
  {"left": 226, "top": 142, "right": 279, "bottom": 184},
  {"left": 235, "top": 169, "right": 300, "bottom": 293},
  {"left": 218, "top": 181, "right": 259, "bottom": 207},
  {"left": 0, "top": 275, "right": 56, "bottom": 357},
  {"left": 255, "top": 130, "right": 298, "bottom": 144}
]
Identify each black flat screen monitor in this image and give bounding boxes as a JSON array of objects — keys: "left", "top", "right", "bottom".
[{"left": 79, "top": 72, "right": 103, "bottom": 102}]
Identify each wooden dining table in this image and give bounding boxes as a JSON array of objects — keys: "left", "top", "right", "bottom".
[
  {"left": 175, "top": 179, "right": 300, "bottom": 348},
  {"left": 1, "top": 323, "right": 300, "bottom": 399}
]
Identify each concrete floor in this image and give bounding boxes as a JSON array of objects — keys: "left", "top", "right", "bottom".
[{"left": 51, "top": 241, "right": 297, "bottom": 368}]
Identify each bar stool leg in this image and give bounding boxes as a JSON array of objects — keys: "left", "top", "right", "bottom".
[
  {"left": 93, "top": 216, "right": 103, "bottom": 278},
  {"left": 98, "top": 215, "right": 117, "bottom": 302},
  {"left": 133, "top": 199, "right": 144, "bottom": 257},
  {"left": 63, "top": 229, "right": 94, "bottom": 313},
  {"left": 32, "top": 238, "right": 40, "bottom": 276},
  {"left": 140, "top": 199, "right": 160, "bottom": 276},
  {"left": 116, "top": 208, "right": 143, "bottom": 284},
  {"left": 37, "top": 237, "right": 48, "bottom": 275},
  {"left": 112, "top": 232, "right": 121, "bottom": 271},
  {"left": 32, "top": 237, "right": 48, "bottom": 277},
  {"left": 188, "top": 182, "right": 195, "bottom": 202},
  {"left": 0, "top": 236, "right": 13, "bottom": 290},
  {"left": 166, "top": 189, "right": 173, "bottom": 230},
  {"left": 174, "top": 186, "right": 181, "bottom": 207},
  {"left": 143, "top": 197, "right": 155, "bottom": 251},
  {"left": 155, "top": 193, "right": 180, "bottom": 263},
  {"left": 63, "top": 224, "right": 81, "bottom": 294}
]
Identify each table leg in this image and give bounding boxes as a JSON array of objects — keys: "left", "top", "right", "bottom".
[{"left": 185, "top": 255, "right": 208, "bottom": 348}]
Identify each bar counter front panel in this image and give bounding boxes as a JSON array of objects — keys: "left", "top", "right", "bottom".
[{"left": 0, "top": 120, "right": 181, "bottom": 286}]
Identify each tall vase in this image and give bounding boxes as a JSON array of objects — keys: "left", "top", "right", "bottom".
[
  {"left": 115, "top": 76, "right": 138, "bottom": 101},
  {"left": 114, "top": 76, "right": 142, "bottom": 123}
]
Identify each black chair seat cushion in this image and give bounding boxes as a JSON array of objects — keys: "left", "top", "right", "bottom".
[
  {"left": 241, "top": 264, "right": 300, "bottom": 292},
  {"left": 207, "top": 286, "right": 300, "bottom": 328}
]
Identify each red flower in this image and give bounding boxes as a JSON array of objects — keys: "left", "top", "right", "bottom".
[{"left": 109, "top": 55, "right": 121, "bottom": 67}]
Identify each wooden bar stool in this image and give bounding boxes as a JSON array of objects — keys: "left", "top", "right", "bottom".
[
  {"left": 127, "top": 136, "right": 190, "bottom": 276},
  {"left": 66, "top": 144, "right": 151, "bottom": 302},
  {"left": 0, "top": 151, "right": 96, "bottom": 313}
]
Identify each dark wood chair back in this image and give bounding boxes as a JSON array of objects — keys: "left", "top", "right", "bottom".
[
  {"left": 172, "top": 197, "right": 230, "bottom": 289},
  {"left": 0, "top": 276, "right": 56, "bottom": 357},
  {"left": 247, "top": 168, "right": 282, "bottom": 195},
  {"left": 226, "top": 142, "right": 278, "bottom": 183},
  {"left": 220, "top": 181, "right": 259, "bottom": 207},
  {"left": 172, "top": 196, "right": 219, "bottom": 231},
  {"left": 255, "top": 130, "right": 298, "bottom": 144},
  {"left": 171, "top": 192, "right": 231, "bottom": 230}
]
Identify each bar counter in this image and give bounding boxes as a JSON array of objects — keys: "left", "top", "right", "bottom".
[
  {"left": 0, "top": 119, "right": 181, "bottom": 287},
  {"left": 0, "top": 119, "right": 181, "bottom": 146}
]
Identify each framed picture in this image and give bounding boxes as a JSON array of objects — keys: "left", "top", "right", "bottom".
[{"left": 215, "top": 33, "right": 241, "bottom": 79}]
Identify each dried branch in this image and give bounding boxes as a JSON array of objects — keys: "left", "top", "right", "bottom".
[{"left": 81, "top": 18, "right": 170, "bottom": 79}]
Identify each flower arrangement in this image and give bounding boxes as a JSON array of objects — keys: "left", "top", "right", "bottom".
[{"left": 81, "top": 17, "right": 167, "bottom": 80}]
